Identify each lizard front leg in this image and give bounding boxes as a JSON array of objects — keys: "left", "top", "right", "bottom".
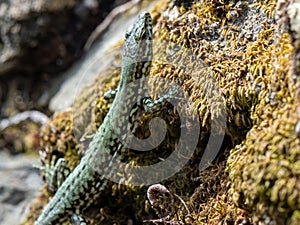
[{"left": 38, "top": 157, "right": 87, "bottom": 224}]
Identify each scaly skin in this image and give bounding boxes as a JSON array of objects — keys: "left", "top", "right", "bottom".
[{"left": 35, "top": 12, "right": 153, "bottom": 225}]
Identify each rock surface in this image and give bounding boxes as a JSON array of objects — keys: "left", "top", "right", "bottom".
[
  {"left": 0, "top": 0, "right": 129, "bottom": 118},
  {"left": 0, "top": 0, "right": 77, "bottom": 75},
  {"left": 0, "top": 0, "right": 131, "bottom": 76},
  {"left": 0, "top": 151, "right": 42, "bottom": 225}
]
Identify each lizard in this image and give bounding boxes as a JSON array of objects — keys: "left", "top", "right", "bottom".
[{"left": 35, "top": 11, "right": 153, "bottom": 225}]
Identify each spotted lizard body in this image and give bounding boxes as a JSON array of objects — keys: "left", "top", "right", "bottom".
[{"left": 35, "top": 12, "right": 153, "bottom": 225}]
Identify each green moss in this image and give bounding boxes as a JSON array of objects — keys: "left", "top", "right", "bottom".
[
  {"left": 227, "top": 104, "right": 300, "bottom": 224},
  {"left": 25, "top": 0, "right": 300, "bottom": 224}
]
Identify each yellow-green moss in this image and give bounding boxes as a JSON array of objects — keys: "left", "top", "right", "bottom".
[
  {"left": 24, "top": 0, "right": 300, "bottom": 224},
  {"left": 227, "top": 103, "right": 300, "bottom": 224}
]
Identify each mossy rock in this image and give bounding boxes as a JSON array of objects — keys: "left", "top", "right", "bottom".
[{"left": 24, "top": 0, "right": 300, "bottom": 224}]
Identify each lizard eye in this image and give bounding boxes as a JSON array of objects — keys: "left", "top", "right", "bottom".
[{"left": 125, "top": 31, "right": 130, "bottom": 39}]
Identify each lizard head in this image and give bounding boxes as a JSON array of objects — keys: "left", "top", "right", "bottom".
[{"left": 123, "top": 12, "right": 153, "bottom": 64}]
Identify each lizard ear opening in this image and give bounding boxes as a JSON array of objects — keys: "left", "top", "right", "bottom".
[{"left": 125, "top": 24, "right": 133, "bottom": 38}]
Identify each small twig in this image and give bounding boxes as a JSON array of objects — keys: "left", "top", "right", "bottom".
[
  {"left": 146, "top": 184, "right": 192, "bottom": 224},
  {"left": 147, "top": 183, "right": 173, "bottom": 207},
  {"left": 173, "top": 193, "right": 191, "bottom": 216},
  {"left": 143, "top": 218, "right": 184, "bottom": 225},
  {"left": 84, "top": 0, "right": 142, "bottom": 51},
  {"left": 143, "top": 216, "right": 171, "bottom": 223},
  {"left": 0, "top": 110, "right": 49, "bottom": 131}
]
